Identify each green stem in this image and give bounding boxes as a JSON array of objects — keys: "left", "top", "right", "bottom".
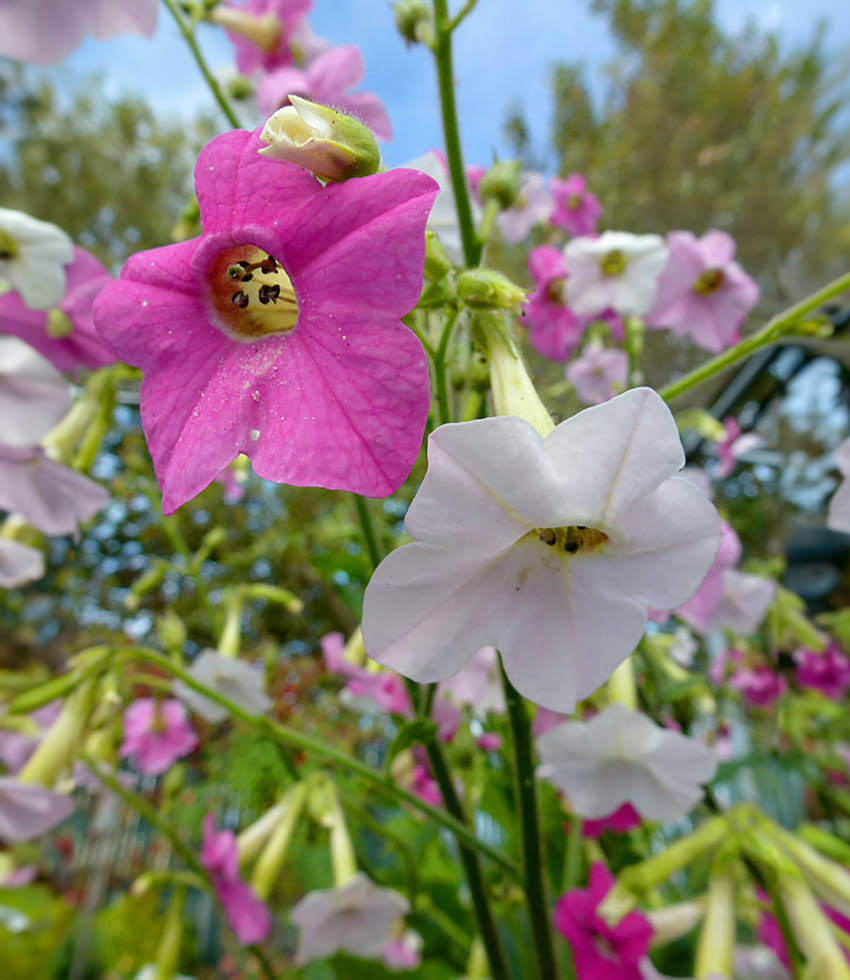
[
  {"left": 121, "top": 647, "right": 519, "bottom": 876},
  {"left": 424, "top": 736, "right": 511, "bottom": 980},
  {"left": 562, "top": 814, "right": 583, "bottom": 894},
  {"left": 161, "top": 0, "right": 240, "bottom": 129},
  {"left": 477, "top": 199, "right": 501, "bottom": 253},
  {"left": 431, "top": 0, "right": 480, "bottom": 267},
  {"left": 433, "top": 307, "right": 460, "bottom": 425},
  {"left": 83, "top": 757, "right": 279, "bottom": 980},
  {"left": 354, "top": 494, "right": 381, "bottom": 570},
  {"left": 449, "top": 0, "right": 480, "bottom": 31},
  {"left": 500, "top": 664, "right": 559, "bottom": 980},
  {"left": 660, "top": 271, "right": 850, "bottom": 403}
]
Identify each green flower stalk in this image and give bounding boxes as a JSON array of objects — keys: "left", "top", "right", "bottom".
[
  {"left": 250, "top": 782, "right": 307, "bottom": 900},
  {"left": 18, "top": 679, "right": 97, "bottom": 786},
  {"left": 647, "top": 899, "right": 705, "bottom": 947},
  {"left": 238, "top": 797, "right": 291, "bottom": 867},
  {"left": 153, "top": 885, "right": 187, "bottom": 980},
  {"left": 765, "top": 821, "right": 850, "bottom": 919},
  {"left": 694, "top": 869, "right": 736, "bottom": 978},
  {"left": 778, "top": 872, "right": 850, "bottom": 979},
  {"left": 217, "top": 591, "right": 244, "bottom": 658},
  {"left": 607, "top": 657, "right": 638, "bottom": 710}
]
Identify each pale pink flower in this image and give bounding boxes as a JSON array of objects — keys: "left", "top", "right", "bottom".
[
  {"left": 675, "top": 520, "right": 741, "bottom": 631},
  {"left": 550, "top": 173, "right": 602, "bottom": 237},
  {"left": 0, "top": 539, "right": 44, "bottom": 587},
  {"left": 476, "top": 733, "right": 503, "bottom": 751},
  {"left": 0, "top": 249, "right": 115, "bottom": 373},
  {"left": 827, "top": 439, "right": 850, "bottom": 533},
  {"left": 521, "top": 246, "right": 583, "bottom": 362},
  {"left": 218, "top": 0, "right": 311, "bottom": 75},
  {"left": 202, "top": 814, "right": 271, "bottom": 944},
  {"left": 712, "top": 417, "right": 763, "bottom": 479},
  {"left": 0, "top": 778, "right": 75, "bottom": 843},
  {"left": 498, "top": 173, "right": 553, "bottom": 244},
  {"left": 363, "top": 388, "right": 721, "bottom": 712},
  {"left": 119, "top": 698, "right": 198, "bottom": 775},
  {"left": 729, "top": 667, "right": 786, "bottom": 708},
  {"left": 437, "top": 646, "right": 504, "bottom": 713},
  {"left": 566, "top": 343, "right": 629, "bottom": 405},
  {"left": 257, "top": 45, "right": 392, "bottom": 140},
  {"left": 533, "top": 706, "right": 567, "bottom": 738},
  {"left": 347, "top": 671, "right": 412, "bottom": 716},
  {"left": 0, "top": 864, "right": 38, "bottom": 887},
  {"left": 0, "top": 338, "right": 70, "bottom": 447},
  {"left": 93, "top": 129, "right": 437, "bottom": 514},
  {"left": 0, "top": 0, "right": 157, "bottom": 66},
  {"left": 382, "top": 930, "right": 423, "bottom": 970},
  {"left": 794, "top": 645, "right": 850, "bottom": 701},
  {"left": 0, "top": 446, "right": 109, "bottom": 537},
  {"left": 648, "top": 230, "right": 759, "bottom": 353},
  {"left": 409, "top": 760, "right": 442, "bottom": 807},
  {"left": 554, "top": 863, "right": 653, "bottom": 980}
]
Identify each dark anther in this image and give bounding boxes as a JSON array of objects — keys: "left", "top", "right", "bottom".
[
  {"left": 576, "top": 525, "right": 586, "bottom": 530},
  {"left": 564, "top": 541, "right": 580, "bottom": 554},
  {"left": 231, "top": 290, "right": 250, "bottom": 308},
  {"left": 227, "top": 264, "right": 245, "bottom": 281},
  {"left": 538, "top": 528, "right": 557, "bottom": 546},
  {"left": 258, "top": 284, "right": 281, "bottom": 305},
  {"left": 260, "top": 255, "right": 277, "bottom": 274},
  {"left": 0, "top": 250, "right": 13, "bottom": 260}
]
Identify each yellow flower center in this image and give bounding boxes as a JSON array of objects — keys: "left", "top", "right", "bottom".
[
  {"left": 600, "top": 249, "right": 626, "bottom": 277},
  {"left": 208, "top": 245, "right": 299, "bottom": 342},
  {"left": 693, "top": 267, "right": 725, "bottom": 294},
  {"left": 0, "top": 228, "right": 19, "bottom": 260},
  {"left": 567, "top": 194, "right": 582, "bottom": 210},
  {"left": 535, "top": 525, "right": 609, "bottom": 555}
]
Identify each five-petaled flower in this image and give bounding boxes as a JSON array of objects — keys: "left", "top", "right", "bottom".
[
  {"left": 362, "top": 387, "right": 721, "bottom": 712},
  {"left": 119, "top": 698, "right": 198, "bottom": 775},
  {"left": 93, "top": 128, "right": 438, "bottom": 513}
]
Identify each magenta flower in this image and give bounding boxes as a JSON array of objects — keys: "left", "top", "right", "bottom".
[
  {"left": 0, "top": 0, "right": 157, "bottom": 66},
  {"left": 582, "top": 803, "right": 642, "bottom": 839},
  {"left": 729, "top": 667, "right": 786, "bottom": 708},
  {"left": 0, "top": 248, "right": 115, "bottom": 374},
  {"left": 647, "top": 230, "right": 759, "bottom": 353},
  {"left": 795, "top": 645, "right": 850, "bottom": 701},
  {"left": 409, "top": 764, "right": 442, "bottom": 808},
  {"left": 119, "top": 698, "right": 198, "bottom": 775},
  {"left": 202, "top": 814, "right": 272, "bottom": 944},
  {"left": 566, "top": 343, "right": 629, "bottom": 404},
  {"left": 257, "top": 45, "right": 392, "bottom": 140},
  {"left": 522, "top": 246, "right": 583, "bottom": 362},
  {"left": 675, "top": 520, "right": 740, "bottom": 631},
  {"left": 554, "top": 863, "right": 653, "bottom": 980},
  {"left": 550, "top": 174, "right": 602, "bottom": 237},
  {"left": 93, "top": 129, "right": 437, "bottom": 514},
  {"left": 217, "top": 0, "right": 312, "bottom": 75}
]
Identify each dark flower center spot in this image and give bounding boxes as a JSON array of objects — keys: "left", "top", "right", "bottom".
[
  {"left": 545, "top": 276, "right": 567, "bottom": 305},
  {"left": 535, "top": 525, "right": 609, "bottom": 554},
  {"left": 693, "top": 267, "right": 725, "bottom": 294}
]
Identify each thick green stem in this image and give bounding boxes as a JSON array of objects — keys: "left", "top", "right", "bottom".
[
  {"left": 431, "top": 0, "right": 480, "bottom": 267},
  {"left": 500, "top": 664, "right": 559, "bottom": 980},
  {"left": 660, "top": 271, "right": 850, "bottom": 403},
  {"left": 161, "top": 0, "right": 240, "bottom": 129},
  {"left": 424, "top": 736, "right": 511, "bottom": 980},
  {"left": 121, "top": 647, "right": 518, "bottom": 876}
]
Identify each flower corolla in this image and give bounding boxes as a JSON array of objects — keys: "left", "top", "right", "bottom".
[
  {"left": 119, "top": 698, "right": 198, "bottom": 775},
  {"left": 0, "top": 209, "right": 73, "bottom": 311},
  {"left": 566, "top": 343, "right": 629, "bottom": 405},
  {"left": 0, "top": 338, "right": 70, "bottom": 447},
  {"left": 174, "top": 650, "right": 272, "bottom": 723},
  {"left": 550, "top": 174, "right": 602, "bottom": 238}
]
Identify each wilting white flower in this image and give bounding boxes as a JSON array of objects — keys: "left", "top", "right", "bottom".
[
  {"left": 291, "top": 872, "right": 409, "bottom": 964},
  {"left": 0, "top": 338, "right": 70, "bottom": 447},
  {"left": 536, "top": 702, "right": 718, "bottom": 822},
  {"left": 0, "top": 209, "right": 73, "bottom": 310},
  {"left": 174, "top": 650, "right": 271, "bottom": 724},
  {"left": 362, "top": 388, "right": 721, "bottom": 712},
  {"left": 406, "top": 150, "right": 481, "bottom": 262},
  {"left": 564, "top": 231, "right": 669, "bottom": 316},
  {"left": 827, "top": 439, "right": 850, "bottom": 534},
  {"left": 0, "top": 778, "right": 75, "bottom": 843},
  {"left": 0, "top": 539, "right": 44, "bottom": 587}
]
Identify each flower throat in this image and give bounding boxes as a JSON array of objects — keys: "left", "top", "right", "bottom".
[{"left": 208, "top": 244, "right": 298, "bottom": 341}]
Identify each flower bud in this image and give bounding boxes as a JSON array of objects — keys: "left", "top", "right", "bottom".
[
  {"left": 259, "top": 96, "right": 380, "bottom": 182},
  {"left": 227, "top": 75, "right": 255, "bottom": 101},
  {"left": 157, "top": 610, "right": 187, "bottom": 654},
  {"left": 778, "top": 872, "right": 850, "bottom": 979},
  {"left": 18, "top": 680, "right": 97, "bottom": 787},
  {"left": 250, "top": 783, "right": 307, "bottom": 900},
  {"left": 478, "top": 160, "right": 522, "bottom": 210},
  {"left": 694, "top": 870, "right": 735, "bottom": 978},
  {"left": 210, "top": 6, "right": 282, "bottom": 52},
  {"left": 647, "top": 900, "right": 704, "bottom": 947},
  {"left": 457, "top": 269, "right": 526, "bottom": 310},
  {"left": 393, "top": 0, "right": 433, "bottom": 45},
  {"left": 424, "top": 231, "right": 453, "bottom": 281},
  {"left": 46, "top": 308, "right": 74, "bottom": 339}
]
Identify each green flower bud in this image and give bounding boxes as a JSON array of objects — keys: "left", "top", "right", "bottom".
[
  {"left": 478, "top": 160, "right": 522, "bottom": 210},
  {"left": 46, "top": 308, "right": 73, "bottom": 339},
  {"left": 694, "top": 870, "right": 736, "bottom": 978},
  {"left": 457, "top": 269, "right": 526, "bottom": 310},
  {"left": 393, "top": 0, "right": 433, "bottom": 45},
  {"left": 259, "top": 95, "right": 380, "bottom": 182},
  {"left": 424, "top": 230, "right": 453, "bottom": 281},
  {"left": 778, "top": 872, "right": 850, "bottom": 979},
  {"left": 227, "top": 75, "right": 255, "bottom": 101},
  {"left": 250, "top": 783, "right": 307, "bottom": 900}
]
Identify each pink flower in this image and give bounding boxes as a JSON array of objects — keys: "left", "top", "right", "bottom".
[
  {"left": 712, "top": 417, "right": 762, "bottom": 479},
  {"left": 410, "top": 763, "right": 442, "bottom": 808},
  {"left": 554, "top": 863, "right": 653, "bottom": 980},
  {"left": 521, "top": 246, "right": 583, "bottom": 362},
  {"left": 257, "top": 45, "right": 392, "bottom": 140},
  {"left": 676, "top": 520, "right": 741, "bottom": 631},
  {"left": 566, "top": 344, "right": 629, "bottom": 404},
  {"left": 795, "top": 645, "right": 850, "bottom": 701},
  {"left": 0, "top": 249, "right": 115, "bottom": 374},
  {"left": 582, "top": 803, "right": 642, "bottom": 839},
  {"left": 551, "top": 174, "right": 602, "bottom": 237},
  {"left": 466, "top": 164, "right": 486, "bottom": 199},
  {"left": 0, "top": 779, "right": 75, "bottom": 843},
  {"left": 647, "top": 230, "right": 759, "bottom": 353},
  {"left": 218, "top": 0, "right": 312, "bottom": 75},
  {"left": 93, "top": 129, "right": 437, "bottom": 514},
  {"left": 0, "top": 539, "right": 44, "bottom": 587},
  {"left": 119, "top": 698, "right": 198, "bottom": 775},
  {"left": 475, "top": 733, "right": 503, "bottom": 751},
  {"left": 382, "top": 930, "right": 422, "bottom": 970},
  {"left": 0, "top": 0, "right": 157, "bottom": 66},
  {"left": 0, "top": 864, "right": 38, "bottom": 887},
  {"left": 202, "top": 815, "right": 271, "bottom": 944},
  {"left": 729, "top": 668, "right": 786, "bottom": 708},
  {"left": 498, "top": 173, "right": 553, "bottom": 244},
  {"left": 347, "top": 672, "right": 413, "bottom": 716},
  {"left": 533, "top": 706, "right": 567, "bottom": 738}
]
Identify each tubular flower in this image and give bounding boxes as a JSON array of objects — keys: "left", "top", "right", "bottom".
[
  {"left": 93, "top": 129, "right": 437, "bottom": 514},
  {"left": 119, "top": 698, "right": 198, "bottom": 776},
  {"left": 362, "top": 388, "right": 721, "bottom": 712}
]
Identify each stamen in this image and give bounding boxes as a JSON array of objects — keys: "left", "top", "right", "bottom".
[
  {"left": 209, "top": 244, "right": 299, "bottom": 342},
  {"left": 600, "top": 249, "right": 626, "bottom": 277},
  {"left": 231, "top": 290, "right": 250, "bottom": 308},
  {"left": 534, "top": 525, "right": 609, "bottom": 555},
  {"left": 693, "top": 267, "right": 725, "bottom": 295}
]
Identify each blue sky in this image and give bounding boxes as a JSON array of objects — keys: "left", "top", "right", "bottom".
[{"left": 51, "top": 0, "right": 850, "bottom": 170}]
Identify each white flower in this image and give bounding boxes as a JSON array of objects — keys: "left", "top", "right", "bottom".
[
  {"left": 0, "top": 338, "right": 70, "bottom": 447},
  {"left": 0, "top": 778, "right": 75, "bottom": 843},
  {"left": 536, "top": 702, "right": 718, "bottom": 822},
  {"left": 405, "top": 151, "right": 481, "bottom": 263},
  {"left": 0, "top": 539, "right": 44, "bottom": 587},
  {"left": 699, "top": 570, "right": 776, "bottom": 635},
  {"left": 174, "top": 650, "right": 271, "bottom": 724},
  {"left": 291, "top": 872, "right": 409, "bottom": 964},
  {"left": 827, "top": 439, "right": 850, "bottom": 534},
  {"left": 564, "top": 231, "right": 669, "bottom": 316},
  {"left": 0, "top": 209, "right": 73, "bottom": 310},
  {"left": 362, "top": 388, "right": 721, "bottom": 712}
]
